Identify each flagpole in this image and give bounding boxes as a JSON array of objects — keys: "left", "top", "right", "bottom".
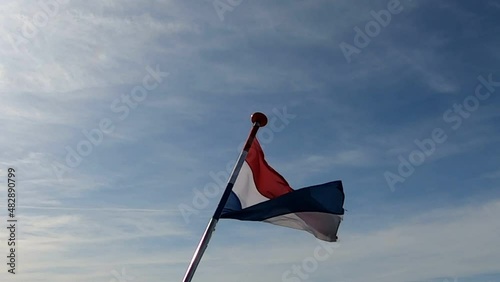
[{"left": 182, "top": 112, "right": 268, "bottom": 282}]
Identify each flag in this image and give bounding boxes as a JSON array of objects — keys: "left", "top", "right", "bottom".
[{"left": 221, "top": 139, "right": 345, "bottom": 242}]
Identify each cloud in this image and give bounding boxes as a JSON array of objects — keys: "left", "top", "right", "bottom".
[
  {"left": 0, "top": 1, "right": 499, "bottom": 281},
  {"left": 0, "top": 1, "right": 197, "bottom": 94},
  {"left": 2, "top": 197, "right": 499, "bottom": 281},
  {"left": 481, "top": 169, "right": 500, "bottom": 179},
  {"left": 194, "top": 197, "right": 500, "bottom": 282}
]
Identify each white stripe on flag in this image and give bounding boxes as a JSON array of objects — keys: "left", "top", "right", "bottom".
[
  {"left": 265, "top": 212, "right": 342, "bottom": 242},
  {"left": 232, "top": 162, "right": 269, "bottom": 208}
]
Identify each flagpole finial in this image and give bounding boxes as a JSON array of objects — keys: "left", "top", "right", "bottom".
[{"left": 251, "top": 112, "right": 268, "bottom": 127}]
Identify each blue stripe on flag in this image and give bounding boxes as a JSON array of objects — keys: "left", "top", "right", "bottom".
[{"left": 221, "top": 181, "right": 344, "bottom": 221}]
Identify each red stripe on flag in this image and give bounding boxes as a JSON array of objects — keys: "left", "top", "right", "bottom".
[{"left": 245, "top": 139, "right": 293, "bottom": 199}]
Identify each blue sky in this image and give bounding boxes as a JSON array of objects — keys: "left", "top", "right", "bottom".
[{"left": 1, "top": 0, "right": 500, "bottom": 281}]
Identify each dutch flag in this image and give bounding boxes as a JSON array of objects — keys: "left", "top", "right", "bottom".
[{"left": 221, "top": 139, "right": 345, "bottom": 242}]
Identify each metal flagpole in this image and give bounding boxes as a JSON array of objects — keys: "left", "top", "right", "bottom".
[{"left": 181, "top": 112, "right": 268, "bottom": 282}]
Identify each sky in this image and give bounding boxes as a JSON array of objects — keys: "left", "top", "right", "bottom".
[{"left": 1, "top": 0, "right": 500, "bottom": 281}]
